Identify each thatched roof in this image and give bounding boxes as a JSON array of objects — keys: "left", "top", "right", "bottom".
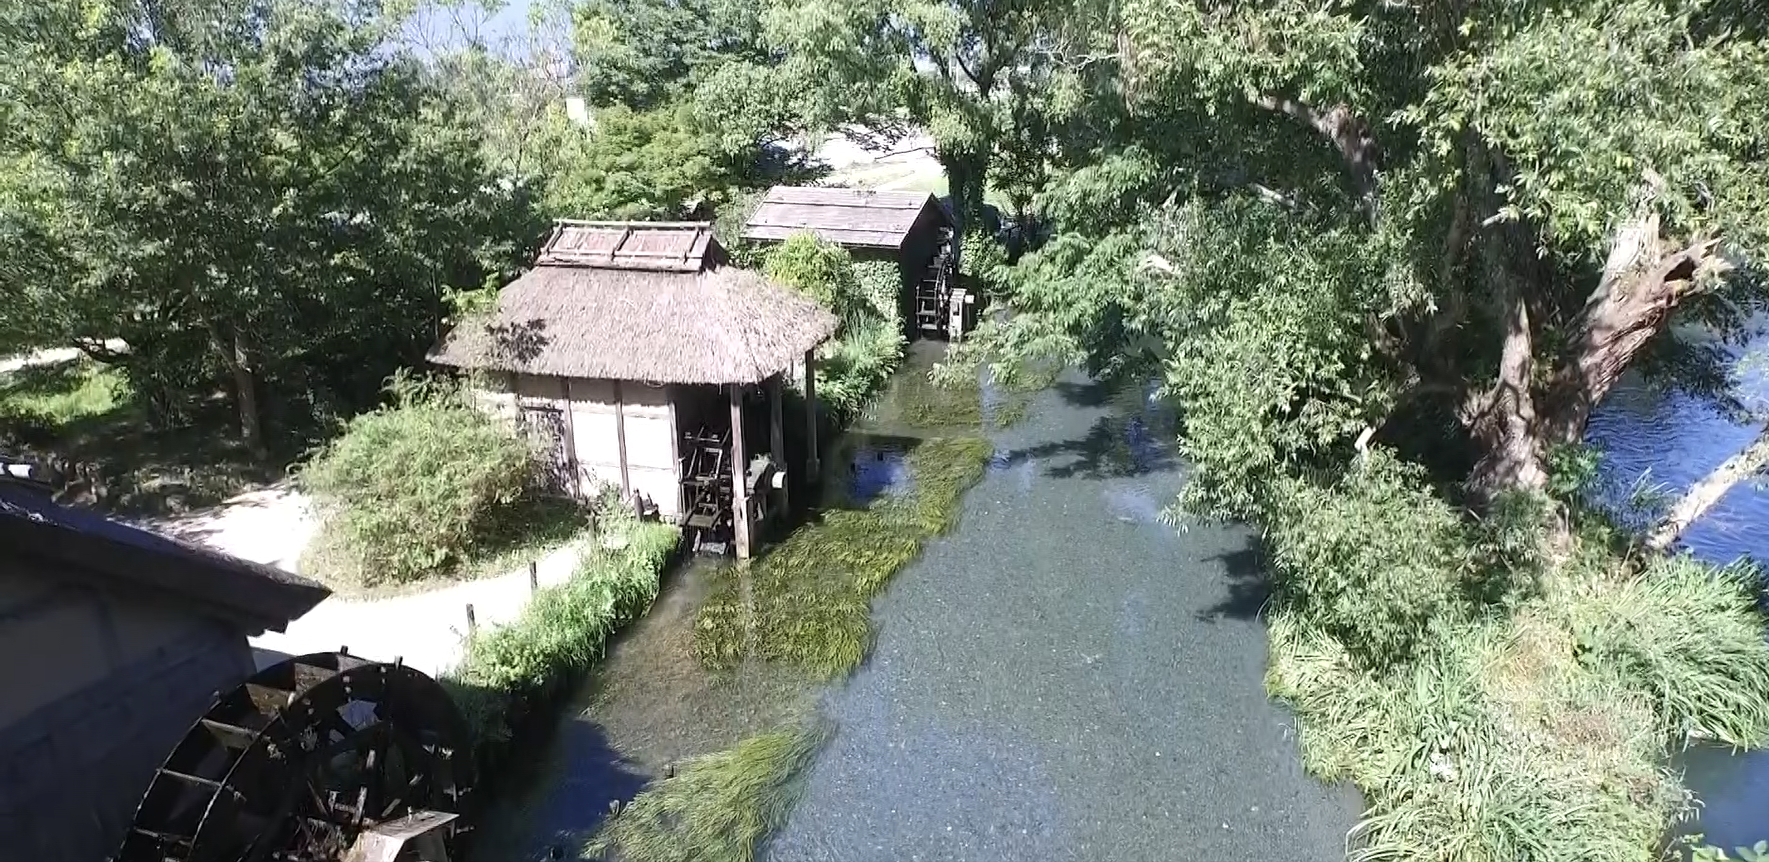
[
  {"left": 537, "top": 220, "right": 726, "bottom": 272},
  {"left": 0, "top": 473, "right": 330, "bottom": 635},
  {"left": 428, "top": 266, "right": 838, "bottom": 385},
  {"left": 742, "top": 186, "right": 952, "bottom": 249}
]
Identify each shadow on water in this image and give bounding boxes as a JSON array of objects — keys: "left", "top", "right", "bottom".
[
  {"left": 837, "top": 434, "right": 918, "bottom": 506},
  {"left": 1195, "top": 539, "right": 1272, "bottom": 623},
  {"left": 992, "top": 379, "right": 1179, "bottom": 480}
]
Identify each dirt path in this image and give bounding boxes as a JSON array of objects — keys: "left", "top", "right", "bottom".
[{"left": 144, "top": 482, "right": 580, "bottom": 677}]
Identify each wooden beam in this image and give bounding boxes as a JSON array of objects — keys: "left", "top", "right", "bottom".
[
  {"left": 767, "top": 374, "right": 787, "bottom": 512},
  {"left": 803, "top": 350, "right": 820, "bottom": 483},
  {"left": 666, "top": 386, "right": 683, "bottom": 522},
  {"left": 613, "top": 379, "right": 633, "bottom": 502},
  {"left": 561, "top": 377, "right": 582, "bottom": 499},
  {"left": 729, "top": 385, "right": 753, "bottom": 559}
]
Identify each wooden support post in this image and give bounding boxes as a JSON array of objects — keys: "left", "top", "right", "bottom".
[
  {"left": 803, "top": 349, "right": 820, "bottom": 483},
  {"left": 767, "top": 374, "right": 787, "bottom": 513},
  {"left": 729, "top": 384, "right": 753, "bottom": 559},
  {"left": 613, "top": 380, "right": 633, "bottom": 502},
  {"left": 528, "top": 560, "right": 539, "bottom": 592},
  {"left": 465, "top": 604, "right": 477, "bottom": 634}
]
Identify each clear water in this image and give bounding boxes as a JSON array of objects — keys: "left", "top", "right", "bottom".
[{"left": 1585, "top": 329, "right": 1769, "bottom": 849}]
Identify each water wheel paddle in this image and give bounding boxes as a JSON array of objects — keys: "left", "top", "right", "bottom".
[{"left": 113, "top": 651, "right": 473, "bottom": 862}]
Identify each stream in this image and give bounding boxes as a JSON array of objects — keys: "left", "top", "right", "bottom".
[
  {"left": 1585, "top": 335, "right": 1769, "bottom": 850},
  {"left": 475, "top": 343, "right": 1358, "bottom": 860}
]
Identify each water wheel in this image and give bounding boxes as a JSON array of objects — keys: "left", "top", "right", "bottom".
[{"left": 113, "top": 651, "right": 474, "bottom": 862}]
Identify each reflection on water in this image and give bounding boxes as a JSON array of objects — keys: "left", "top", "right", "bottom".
[
  {"left": 845, "top": 442, "right": 913, "bottom": 503},
  {"left": 1586, "top": 330, "right": 1769, "bottom": 849}
]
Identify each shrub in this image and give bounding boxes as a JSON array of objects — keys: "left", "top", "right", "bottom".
[
  {"left": 1555, "top": 553, "right": 1769, "bottom": 748},
  {"left": 813, "top": 319, "right": 904, "bottom": 419},
  {"left": 1264, "top": 451, "right": 1475, "bottom": 666},
  {"left": 764, "top": 232, "right": 858, "bottom": 317},
  {"left": 297, "top": 373, "right": 543, "bottom": 587},
  {"left": 852, "top": 260, "right": 901, "bottom": 322},
  {"left": 445, "top": 521, "right": 680, "bottom": 746}
]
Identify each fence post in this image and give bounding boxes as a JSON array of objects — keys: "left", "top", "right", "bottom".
[
  {"left": 529, "top": 560, "right": 539, "bottom": 592},
  {"left": 465, "top": 604, "right": 477, "bottom": 634}
]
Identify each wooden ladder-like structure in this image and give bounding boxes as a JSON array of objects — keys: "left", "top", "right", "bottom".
[
  {"left": 680, "top": 426, "right": 735, "bottom": 553},
  {"left": 915, "top": 242, "right": 957, "bottom": 336}
]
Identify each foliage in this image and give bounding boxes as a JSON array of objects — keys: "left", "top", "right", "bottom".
[
  {"left": 297, "top": 374, "right": 544, "bottom": 588},
  {"left": 0, "top": 359, "right": 128, "bottom": 440},
  {"left": 589, "top": 718, "right": 829, "bottom": 862},
  {"left": 852, "top": 261, "right": 901, "bottom": 320},
  {"left": 0, "top": 0, "right": 528, "bottom": 449},
  {"left": 763, "top": 237, "right": 907, "bottom": 419},
  {"left": 572, "top": 0, "right": 775, "bottom": 111},
  {"left": 695, "top": 435, "right": 992, "bottom": 678},
  {"left": 445, "top": 521, "right": 680, "bottom": 746},
  {"left": 814, "top": 320, "right": 905, "bottom": 420},
  {"left": 763, "top": 233, "right": 859, "bottom": 315},
  {"left": 1268, "top": 542, "right": 1769, "bottom": 862},
  {"left": 761, "top": 0, "right": 1113, "bottom": 234},
  {"left": 1264, "top": 452, "right": 1476, "bottom": 666}
]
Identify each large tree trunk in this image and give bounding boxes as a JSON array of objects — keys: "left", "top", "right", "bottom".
[
  {"left": 1465, "top": 288, "right": 1549, "bottom": 495},
  {"left": 211, "top": 323, "right": 267, "bottom": 460},
  {"left": 1539, "top": 214, "right": 1727, "bottom": 445},
  {"left": 1647, "top": 425, "right": 1769, "bottom": 551}
]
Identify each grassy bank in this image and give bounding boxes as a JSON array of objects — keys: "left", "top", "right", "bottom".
[
  {"left": 1252, "top": 455, "right": 1769, "bottom": 862},
  {"left": 0, "top": 357, "right": 270, "bottom": 512},
  {"left": 443, "top": 519, "right": 681, "bottom": 758}
]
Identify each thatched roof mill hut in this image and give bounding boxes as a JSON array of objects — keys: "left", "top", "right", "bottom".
[
  {"left": 741, "top": 186, "right": 977, "bottom": 340},
  {"left": 430, "top": 220, "right": 837, "bottom": 558}
]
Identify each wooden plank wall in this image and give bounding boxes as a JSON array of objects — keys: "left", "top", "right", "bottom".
[{"left": 472, "top": 373, "right": 684, "bottom": 518}]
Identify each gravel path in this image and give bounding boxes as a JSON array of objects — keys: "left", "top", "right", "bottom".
[{"left": 764, "top": 375, "right": 1360, "bottom": 862}]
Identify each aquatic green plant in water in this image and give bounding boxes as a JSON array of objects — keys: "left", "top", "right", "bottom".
[
  {"left": 694, "top": 435, "right": 994, "bottom": 679},
  {"left": 587, "top": 718, "right": 832, "bottom": 862}
]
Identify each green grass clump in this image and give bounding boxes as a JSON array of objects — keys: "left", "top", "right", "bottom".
[
  {"left": 297, "top": 373, "right": 552, "bottom": 589},
  {"left": 816, "top": 319, "right": 906, "bottom": 420},
  {"left": 695, "top": 435, "right": 994, "bottom": 678},
  {"left": 444, "top": 521, "right": 680, "bottom": 746},
  {"left": 589, "top": 718, "right": 830, "bottom": 862}
]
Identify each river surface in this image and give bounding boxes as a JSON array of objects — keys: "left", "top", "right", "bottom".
[
  {"left": 763, "top": 371, "right": 1358, "bottom": 861},
  {"left": 1586, "top": 337, "right": 1769, "bottom": 850}
]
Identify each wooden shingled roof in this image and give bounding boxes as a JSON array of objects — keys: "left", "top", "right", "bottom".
[
  {"left": 536, "top": 220, "right": 726, "bottom": 272},
  {"left": 741, "top": 186, "right": 951, "bottom": 250}
]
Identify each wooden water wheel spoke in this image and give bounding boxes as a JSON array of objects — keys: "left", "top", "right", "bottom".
[{"left": 114, "top": 651, "right": 474, "bottom": 862}]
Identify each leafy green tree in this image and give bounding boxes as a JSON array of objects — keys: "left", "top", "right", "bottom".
[
  {"left": 976, "top": 0, "right": 1769, "bottom": 508},
  {"left": 0, "top": 0, "right": 524, "bottom": 452},
  {"left": 572, "top": 0, "right": 776, "bottom": 109},
  {"left": 763, "top": 0, "right": 1113, "bottom": 234}
]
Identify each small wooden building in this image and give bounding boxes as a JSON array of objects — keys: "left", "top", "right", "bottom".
[
  {"left": 0, "top": 465, "right": 329, "bottom": 862},
  {"left": 741, "top": 186, "right": 976, "bottom": 340},
  {"left": 428, "top": 220, "right": 839, "bottom": 558}
]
